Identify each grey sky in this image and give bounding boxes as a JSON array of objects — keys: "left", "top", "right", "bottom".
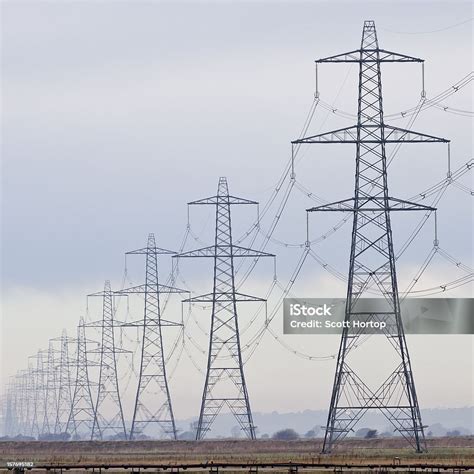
[{"left": 1, "top": 1, "right": 473, "bottom": 422}]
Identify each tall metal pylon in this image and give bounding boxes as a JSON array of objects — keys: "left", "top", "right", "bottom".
[
  {"left": 30, "top": 350, "right": 48, "bottom": 438},
  {"left": 66, "top": 317, "right": 97, "bottom": 440},
  {"left": 87, "top": 281, "right": 127, "bottom": 440},
  {"left": 115, "top": 233, "right": 186, "bottom": 440},
  {"left": 52, "top": 330, "right": 76, "bottom": 435},
  {"left": 6, "top": 371, "right": 28, "bottom": 436},
  {"left": 29, "top": 352, "right": 43, "bottom": 438},
  {"left": 15, "top": 369, "right": 32, "bottom": 436},
  {"left": 22, "top": 366, "right": 36, "bottom": 437},
  {"left": 3, "top": 378, "right": 18, "bottom": 437},
  {"left": 293, "top": 21, "right": 448, "bottom": 453},
  {"left": 175, "top": 177, "right": 274, "bottom": 440},
  {"left": 42, "top": 341, "right": 59, "bottom": 436}
]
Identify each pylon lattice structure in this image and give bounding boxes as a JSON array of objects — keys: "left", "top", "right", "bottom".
[
  {"left": 87, "top": 280, "right": 127, "bottom": 440},
  {"left": 4, "top": 371, "right": 29, "bottom": 437},
  {"left": 42, "top": 341, "right": 59, "bottom": 436},
  {"left": 52, "top": 330, "right": 76, "bottom": 434},
  {"left": 66, "top": 317, "right": 97, "bottom": 440},
  {"left": 3, "top": 380, "right": 17, "bottom": 437},
  {"left": 3, "top": 377, "right": 20, "bottom": 437},
  {"left": 116, "top": 233, "right": 185, "bottom": 440},
  {"left": 14, "top": 370, "right": 31, "bottom": 436},
  {"left": 21, "top": 367, "right": 34, "bottom": 436},
  {"left": 30, "top": 350, "right": 47, "bottom": 438},
  {"left": 293, "top": 21, "right": 449, "bottom": 453},
  {"left": 176, "top": 177, "right": 274, "bottom": 440}
]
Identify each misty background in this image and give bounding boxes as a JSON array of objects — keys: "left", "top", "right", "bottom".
[{"left": 1, "top": 1, "right": 473, "bottom": 436}]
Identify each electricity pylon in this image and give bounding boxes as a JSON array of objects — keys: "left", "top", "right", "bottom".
[
  {"left": 115, "top": 233, "right": 186, "bottom": 440},
  {"left": 3, "top": 380, "right": 16, "bottom": 437},
  {"left": 87, "top": 281, "right": 128, "bottom": 440},
  {"left": 42, "top": 341, "right": 60, "bottom": 436},
  {"left": 293, "top": 21, "right": 448, "bottom": 453},
  {"left": 175, "top": 177, "right": 274, "bottom": 440},
  {"left": 29, "top": 352, "right": 45, "bottom": 438},
  {"left": 51, "top": 330, "right": 76, "bottom": 434},
  {"left": 23, "top": 366, "right": 36, "bottom": 436},
  {"left": 66, "top": 317, "right": 97, "bottom": 440},
  {"left": 6, "top": 371, "right": 28, "bottom": 436},
  {"left": 30, "top": 350, "right": 48, "bottom": 438}
]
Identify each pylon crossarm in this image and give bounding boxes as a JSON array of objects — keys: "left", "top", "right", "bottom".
[
  {"left": 232, "top": 245, "right": 275, "bottom": 258},
  {"left": 377, "top": 49, "right": 423, "bottom": 62},
  {"left": 114, "top": 283, "right": 188, "bottom": 295},
  {"left": 307, "top": 198, "right": 355, "bottom": 212},
  {"left": 72, "top": 358, "right": 100, "bottom": 368},
  {"left": 292, "top": 125, "right": 358, "bottom": 144},
  {"left": 88, "top": 347, "right": 132, "bottom": 355},
  {"left": 316, "top": 48, "right": 422, "bottom": 63},
  {"left": 183, "top": 292, "right": 266, "bottom": 303},
  {"left": 126, "top": 246, "right": 176, "bottom": 255},
  {"left": 83, "top": 319, "right": 127, "bottom": 328},
  {"left": 189, "top": 195, "right": 258, "bottom": 206},
  {"left": 87, "top": 291, "right": 109, "bottom": 297},
  {"left": 384, "top": 197, "right": 436, "bottom": 211},
  {"left": 307, "top": 197, "right": 436, "bottom": 212},
  {"left": 316, "top": 49, "right": 361, "bottom": 62},
  {"left": 175, "top": 245, "right": 274, "bottom": 258},
  {"left": 384, "top": 125, "right": 449, "bottom": 143},
  {"left": 120, "top": 318, "right": 182, "bottom": 328},
  {"left": 50, "top": 335, "right": 77, "bottom": 343},
  {"left": 174, "top": 245, "right": 215, "bottom": 257},
  {"left": 293, "top": 124, "right": 448, "bottom": 144}
]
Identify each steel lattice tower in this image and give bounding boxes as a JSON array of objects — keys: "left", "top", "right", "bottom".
[
  {"left": 22, "top": 367, "right": 35, "bottom": 436},
  {"left": 293, "top": 21, "right": 448, "bottom": 453},
  {"left": 87, "top": 280, "right": 127, "bottom": 440},
  {"left": 42, "top": 341, "right": 59, "bottom": 436},
  {"left": 29, "top": 353, "right": 41, "bottom": 438},
  {"left": 52, "top": 330, "right": 75, "bottom": 434},
  {"left": 30, "top": 350, "right": 47, "bottom": 438},
  {"left": 116, "top": 233, "right": 185, "bottom": 440},
  {"left": 16, "top": 370, "right": 31, "bottom": 436},
  {"left": 66, "top": 317, "right": 97, "bottom": 440},
  {"left": 6, "top": 371, "right": 28, "bottom": 436},
  {"left": 3, "top": 382, "right": 16, "bottom": 437},
  {"left": 176, "top": 177, "right": 274, "bottom": 440}
]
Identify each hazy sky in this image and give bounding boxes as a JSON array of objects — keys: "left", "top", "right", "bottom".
[{"left": 1, "top": 1, "right": 473, "bottom": 425}]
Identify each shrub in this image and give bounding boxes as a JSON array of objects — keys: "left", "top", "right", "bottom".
[{"left": 272, "top": 428, "right": 299, "bottom": 440}]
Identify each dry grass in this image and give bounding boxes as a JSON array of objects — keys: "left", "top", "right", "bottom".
[{"left": 0, "top": 436, "right": 473, "bottom": 467}]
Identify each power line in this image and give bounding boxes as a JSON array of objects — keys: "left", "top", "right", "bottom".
[{"left": 381, "top": 18, "right": 474, "bottom": 35}]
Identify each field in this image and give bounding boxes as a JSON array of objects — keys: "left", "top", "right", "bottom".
[{"left": 0, "top": 436, "right": 473, "bottom": 472}]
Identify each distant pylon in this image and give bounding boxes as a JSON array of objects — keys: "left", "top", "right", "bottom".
[
  {"left": 7, "top": 371, "right": 28, "bottom": 436},
  {"left": 175, "top": 177, "right": 274, "bottom": 440},
  {"left": 42, "top": 341, "right": 59, "bottom": 436},
  {"left": 87, "top": 281, "right": 127, "bottom": 440},
  {"left": 52, "top": 330, "right": 75, "bottom": 434},
  {"left": 30, "top": 350, "right": 47, "bottom": 438},
  {"left": 293, "top": 20, "right": 448, "bottom": 453},
  {"left": 22, "top": 367, "right": 35, "bottom": 436},
  {"left": 16, "top": 370, "right": 31, "bottom": 436},
  {"left": 115, "top": 233, "right": 186, "bottom": 440},
  {"left": 3, "top": 383, "right": 16, "bottom": 437},
  {"left": 66, "top": 317, "right": 97, "bottom": 440}
]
